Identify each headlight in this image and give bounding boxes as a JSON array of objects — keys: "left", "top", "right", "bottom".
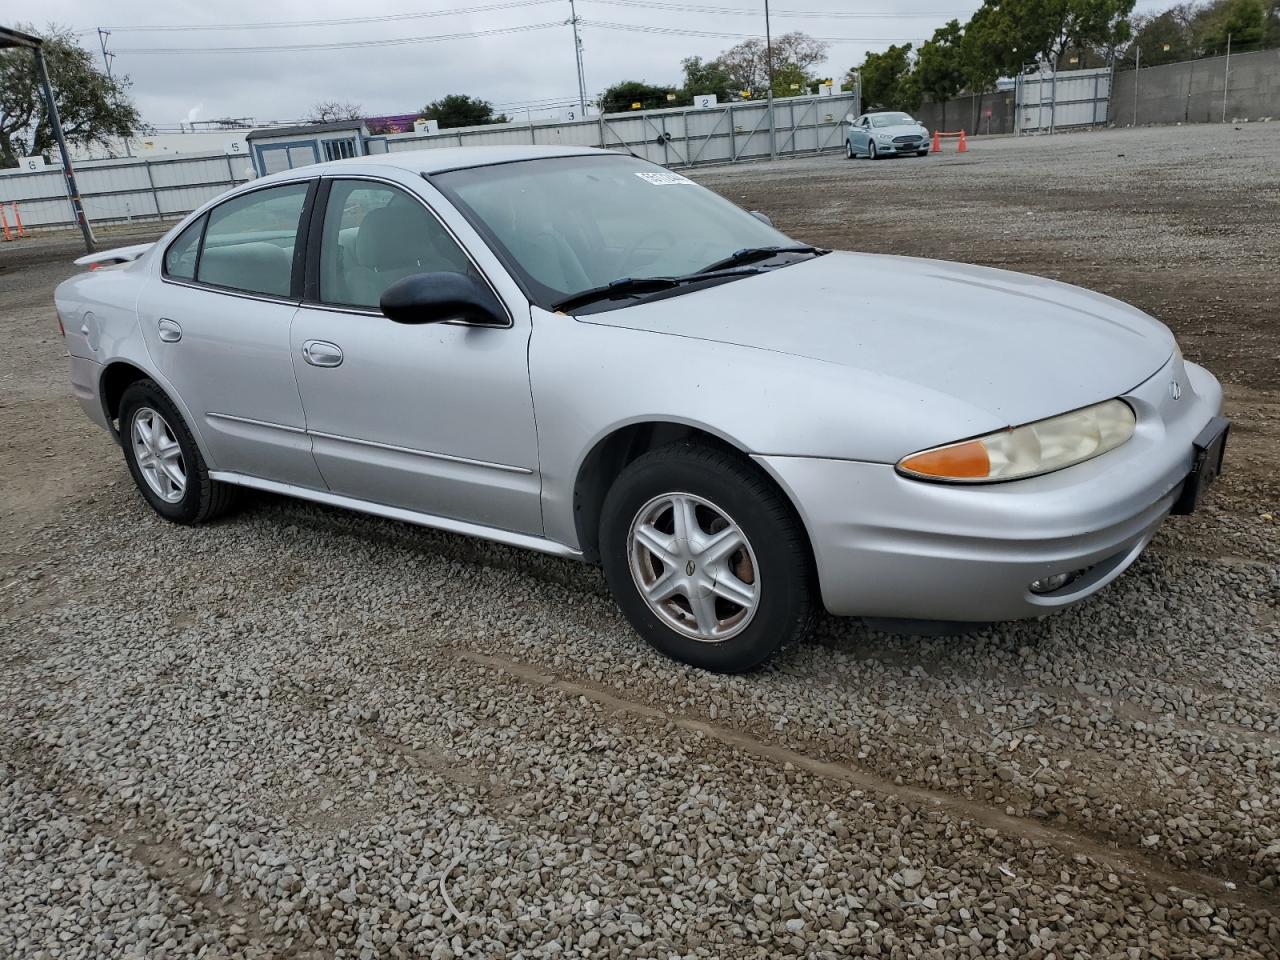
[{"left": 897, "top": 399, "right": 1136, "bottom": 483}]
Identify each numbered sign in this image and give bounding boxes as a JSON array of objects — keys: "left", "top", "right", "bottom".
[{"left": 693, "top": 94, "right": 718, "bottom": 109}]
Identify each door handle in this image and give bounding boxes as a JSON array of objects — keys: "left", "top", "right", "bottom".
[
  {"left": 302, "top": 339, "right": 343, "bottom": 368},
  {"left": 157, "top": 318, "right": 182, "bottom": 343}
]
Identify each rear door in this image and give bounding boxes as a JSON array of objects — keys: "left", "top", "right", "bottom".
[
  {"left": 137, "top": 179, "right": 326, "bottom": 488},
  {"left": 288, "top": 175, "right": 542, "bottom": 534}
]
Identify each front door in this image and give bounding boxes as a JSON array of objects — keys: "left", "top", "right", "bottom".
[
  {"left": 289, "top": 177, "right": 542, "bottom": 535},
  {"left": 137, "top": 179, "right": 325, "bottom": 489}
]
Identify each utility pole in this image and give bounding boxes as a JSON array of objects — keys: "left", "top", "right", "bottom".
[
  {"left": 36, "top": 45, "right": 96, "bottom": 252},
  {"left": 97, "top": 28, "right": 114, "bottom": 77},
  {"left": 764, "top": 0, "right": 776, "bottom": 157},
  {"left": 1222, "top": 33, "right": 1231, "bottom": 123},
  {"left": 568, "top": 0, "right": 587, "bottom": 115},
  {"left": 96, "top": 28, "right": 132, "bottom": 157}
]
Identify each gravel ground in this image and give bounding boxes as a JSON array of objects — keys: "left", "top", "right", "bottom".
[{"left": 1, "top": 123, "right": 1277, "bottom": 958}]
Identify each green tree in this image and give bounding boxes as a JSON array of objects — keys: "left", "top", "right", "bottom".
[
  {"left": 598, "top": 80, "right": 677, "bottom": 113},
  {"left": 959, "top": 0, "right": 1133, "bottom": 81},
  {"left": 1117, "top": 7, "right": 1195, "bottom": 68},
  {"left": 917, "top": 20, "right": 967, "bottom": 107},
  {"left": 680, "top": 56, "right": 735, "bottom": 102},
  {"left": 0, "top": 24, "right": 143, "bottom": 168},
  {"left": 856, "top": 44, "right": 917, "bottom": 110},
  {"left": 1194, "top": 0, "right": 1267, "bottom": 53},
  {"left": 419, "top": 94, "right": 508, "bottom": 129}
]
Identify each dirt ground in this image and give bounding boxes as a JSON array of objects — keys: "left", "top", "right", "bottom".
[{"left": 1, "top": 125, "right": 1278, "bottom": 958}]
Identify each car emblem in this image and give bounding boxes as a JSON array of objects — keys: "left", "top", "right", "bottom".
[
  {"left": 686, "top": 560, "right": 696, "bottom": 576},
  {"left": 1170, "top": 381, "right": 1182, "bottom": 400}
]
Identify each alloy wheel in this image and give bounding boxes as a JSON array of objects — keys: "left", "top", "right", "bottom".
[
  {"left": 131, "top": 406, "right": 187, "bottom": 503},
  {"left": 627, "top": 492, "right": 759, "bottom": 643}
]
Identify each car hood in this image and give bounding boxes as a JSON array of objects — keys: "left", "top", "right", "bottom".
[
  {"left": 870, "top": 124, "right": 927, "bottom": 137},
  {"left": 580, "top": 251, "right": 1176, "bottom": 425}
]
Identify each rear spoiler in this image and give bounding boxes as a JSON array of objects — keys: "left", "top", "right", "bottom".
[{"left": 74, "top": 242, "right": 154, "bottom": 269}]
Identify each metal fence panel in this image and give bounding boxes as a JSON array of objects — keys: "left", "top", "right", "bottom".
[
  {"left": 0, "top": 151, "right": 249, "bottom": 229},
  {"left": 1016, "top": 67, "right": 1112, "bottom": 134},
  {"left": 0, "top": 94, "right": 857, "bottom": 231}
]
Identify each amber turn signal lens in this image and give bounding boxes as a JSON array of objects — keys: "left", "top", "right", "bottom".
[{"left": 898, "top": 439, "right": 991, "bottom": 479}]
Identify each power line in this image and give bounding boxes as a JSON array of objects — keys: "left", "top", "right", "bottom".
[
  {"left": 581, "top": 19, "right": 923, "bottom": 44},
  {"left": 587, "top": 0, "right": 969, "bottom": 20},
  {"left": 100, "top": 0, "right": 558, "bottom": 33},
  {"left": 114, "top": 22, "right": 564, "bottom": 54}
]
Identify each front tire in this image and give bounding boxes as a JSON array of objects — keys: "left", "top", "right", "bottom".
[
  {"left": 119, "top": 379, "right": 239, "bottom": 524},
  {"left": 917, "top": 149, "right": 929, "bottom": 157},
  {"left": 845, "top": 139, "right": 855, "bottom": 160},
  {"left": 868, "top": 141, "right": 879, "bottom": 160},
  {"left": 599, "top": 443, "right": 815, "bottom": 673}
]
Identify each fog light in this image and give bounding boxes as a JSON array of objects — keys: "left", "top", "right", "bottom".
[{"left": 1029, "top": 573, "right": 1071, "bottom": 594}]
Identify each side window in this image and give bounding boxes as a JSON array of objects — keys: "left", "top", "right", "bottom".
[
  {"left": 163, "top": 215, "right": 204, "bottom": 280},
  {"left": 197, "top": 182, "right": 310, "bottom": 298},
  {"left": 319, "top": 180, "right": 472, "bottom": 310}
]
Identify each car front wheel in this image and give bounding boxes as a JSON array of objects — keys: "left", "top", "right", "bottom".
[
  {"left": 845, "top": 140, "right": 855, "bottom": 159},
  {"left": 119, "top": 379, "right": 238, "bottom": 523},
  {"left": 868, "top": 142, "right": 879, "bottom": 160},
  {"left": 599, "top": 443, "right": 815, "bottom": 672}
]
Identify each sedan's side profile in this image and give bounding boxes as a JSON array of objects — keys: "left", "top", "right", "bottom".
[{"left": 56, "top": 146, "right": 1227, "bottom": 672}]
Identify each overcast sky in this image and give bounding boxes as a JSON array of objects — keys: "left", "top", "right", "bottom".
[{"left": 36, "top": 0, "right": 1169, "bottom": 126}]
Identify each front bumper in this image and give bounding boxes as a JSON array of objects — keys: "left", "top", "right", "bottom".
[
  {"left": 756, "top": 356, "right": 1223, "bottom": 622},
  {"left": 875, "top": 140, "right": 927, "bottom": 154}
]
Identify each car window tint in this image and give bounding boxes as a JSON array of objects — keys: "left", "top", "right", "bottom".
[
  {"left": 163, "top": 215, "right": 204, "bottom": 280},
  {"left": 319, "top": 180, "right": 471, "bottom": 309},
  {"left": 197, "top": 182, "right": 309, "bottom": 298}
]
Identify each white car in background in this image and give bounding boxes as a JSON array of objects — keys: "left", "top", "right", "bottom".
[{"left": 846, "top": 111, "right": 931, "bottom": 159}]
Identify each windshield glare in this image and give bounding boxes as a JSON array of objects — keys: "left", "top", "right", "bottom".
[
  {"left": 433, "top": 155, "right": 792, "bottom": 308},
  {"left": 871, "top": 113, "right": 916, "bottom": 127}
]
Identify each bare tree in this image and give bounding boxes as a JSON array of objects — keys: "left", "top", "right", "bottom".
[{"left": 305, "top": 100, "right": 363, "bottom": 123}]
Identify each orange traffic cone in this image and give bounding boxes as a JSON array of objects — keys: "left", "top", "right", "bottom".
[
  {"left": 957, "top": 130, "right": 968, "bottom": 153},
  {"left": 931, "top": 130, "right": 941, "bottom": 152},
  {"left": 0, "top": 206, "right": 12, "bottom": 242},
  {"left": 11, "top": 203, "right": 25, "bottom": 238}
]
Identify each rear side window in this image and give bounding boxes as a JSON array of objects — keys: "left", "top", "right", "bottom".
[
  {"left": 197, "top": 182, "right": 310, "bottom": 298},
  {"left": 163, "top": 216, "right": 204, "bottom": 280}
]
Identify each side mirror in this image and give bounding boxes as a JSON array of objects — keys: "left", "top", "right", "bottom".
[
  {"left": 749, "top": 210, "right": 773, "bottom": 227},
  {"left": 379, "top": 272, "right": 507, "bottom": 326}
]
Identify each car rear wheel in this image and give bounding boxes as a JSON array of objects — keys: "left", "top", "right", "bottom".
[
  {"left": 119, "top": 379, "right": 239, "bottom": 524},
  {"left": 599, "top": 443, "right": 815, "bottom": 673}
]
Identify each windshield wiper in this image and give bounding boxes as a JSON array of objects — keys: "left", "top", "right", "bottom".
[
  {"left": 695, "top": 245, "right": 826, "bottom": 274},
  {"left": 551, "top": 268, "right": 763, "bottom": 313}
]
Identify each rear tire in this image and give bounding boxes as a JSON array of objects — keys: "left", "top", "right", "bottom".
[
  {"left": 599, "top": 443, "right": 815, "bottom": 673},
  {"left": 119, "top": 379, "right": 239, "bottom": 524}
]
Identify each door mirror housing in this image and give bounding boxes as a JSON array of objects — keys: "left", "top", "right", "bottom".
[{"left": 379, "top": 272, "right": 507, "bottom": 326}]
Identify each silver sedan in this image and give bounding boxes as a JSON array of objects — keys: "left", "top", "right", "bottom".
[{"left": 56, "top": 146, "right": 1228, "bottom": 672}]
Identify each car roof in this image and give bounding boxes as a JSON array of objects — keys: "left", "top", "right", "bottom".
[{"left": 252, "top": 144, "right": 611, "bottom": 186}]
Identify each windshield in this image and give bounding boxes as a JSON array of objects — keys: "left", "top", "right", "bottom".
[
  {"left": 433, "top": 154, "right": 793, "bottom": 309},
  {"left": 870, "top": 113, "right": 916, "bottom": 127}
]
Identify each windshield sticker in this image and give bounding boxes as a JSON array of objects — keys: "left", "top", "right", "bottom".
[{"left": 634, "top": 171, "right": 695, "bottom": 186}]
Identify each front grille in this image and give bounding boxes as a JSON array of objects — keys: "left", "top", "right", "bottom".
[{"left": 893, "top": 135, "right": 922, "bottom": 144}]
